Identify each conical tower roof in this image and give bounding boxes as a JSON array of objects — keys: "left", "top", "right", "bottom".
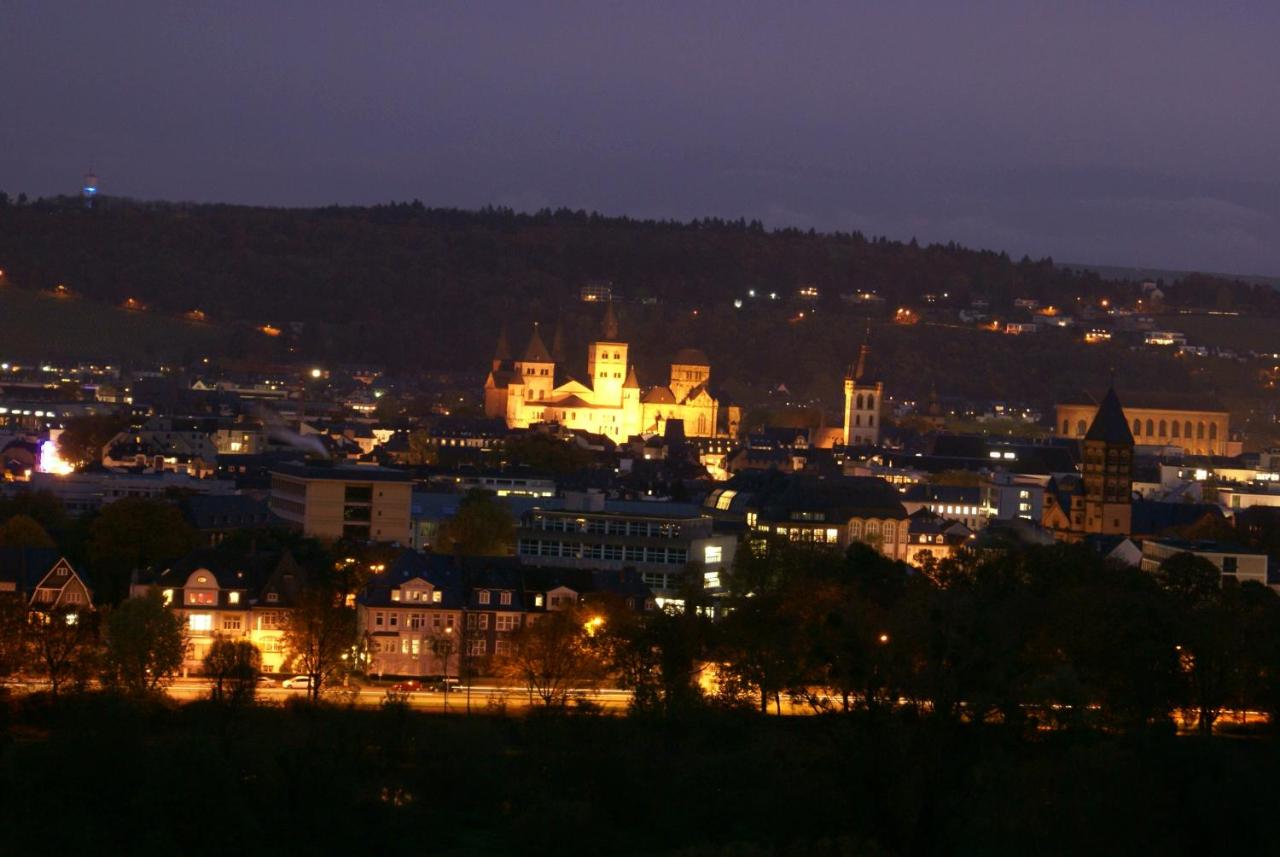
[
  {"left": 623, "top": 364, "right": 641, "bottom": 389},
  {"left": 551, "top": 319, "right": 567, "bottom": 363},
  {"left": 523, "top": 323, "right": 553, "bottom": 362},
  {"left": 493, "top": 325, "right": 511, "bottom": 362},
  {"left": 1085, "top": 386, "right": 1134, "bottom": 445},
  {"left": 601, "top": 301, "right": 620, "bottom": 340}
]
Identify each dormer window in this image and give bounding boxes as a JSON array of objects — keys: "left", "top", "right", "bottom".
[
  {"left": 478, "top": 591, "right": 491, "bottom": 605},
  {"left": 431, "top": 590, "right": 442, "bottom": 603},
  {"left": 266, "top": 592, "right": 278, "bottom": 603},
  {"left": 391, "top": 590, "right": 401, "bottom": 601},
  {"left": 499, "top": 591, "right": 512, "bottom": 606},
  {"left": 228, "top": 592, "right": 240, "bottom": 605}
]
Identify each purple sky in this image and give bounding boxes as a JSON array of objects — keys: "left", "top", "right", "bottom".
[{"left": 3, "top": 2, "right": 1278, "bottom": 274}]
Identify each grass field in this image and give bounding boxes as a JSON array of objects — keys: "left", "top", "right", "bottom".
[{"left": 0, "top": 287, "right": 230, "bottom": 361}]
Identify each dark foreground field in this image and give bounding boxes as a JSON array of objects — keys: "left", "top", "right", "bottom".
[{"left": 0, "top": 693, "right": 1274, "bottom": 857}]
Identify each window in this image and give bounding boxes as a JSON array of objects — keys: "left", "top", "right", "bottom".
[
  {"left": 499, "top": 591, "right": 512, "bottom": 606},
  {"left": 188, "top": 614, "right": 212, "bottom": 632},
  {"left": 391, "top": 590, "right": 401, "bottom": 601},
  {"left": 223, "top": 617, "right": 242, "bottom": 631},
  {"left": 389, "top": 614, "right": 398, "bottom": 627},
  {"left": 431, "top": 590, "right": 442, "bottom": 603},
  {"left": 478, "top": 613, "right": 489, "bottom": 629},
  {"left": 478, "top": 591, "right": 491, "bottom": 605},
  {"left": 1222, "top": 557, "right": 1238, "bottom": 574},
  {"left": 704, "top": 545, "right": 723, "bottom": 564},
  {"left": 266, "top": 592, "right": 278, "bottom": 603},
  {"left": 495, "top": 640, "right": 512, "bottom": 656},
  {"left": 187, "top": 590, "right": 216, "bottom": 605},
  {"left": 1132, "top": 419, "right": 1141, "bottom": 436},
  {"left": 162, "top": 589, "right": 174, "bottom": 605},
  {"left": 467, "top": 639, "right": 487, "bottom": 656},
  {"left": 228, "top": 591, "right": 240, "bottom": 605},
  {"left": 375, "top": 612, "right": 385, "bottom": 627},
  {"left": 64, "top": 590, "right": 83, "bottom": 604},
  {"left": 495, "top": 614, "right": 518, "bottom": 632}
]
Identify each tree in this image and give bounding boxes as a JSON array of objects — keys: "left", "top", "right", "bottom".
[
  {"left": 28, "top": 606, "right": 98, "bottom": 696},
  {"left": 0, "top": 597, "right": 29, "bottom": 685},
  {"left": 438, "top": 489, "right": 515, "bottom": 556},
  {"left": 87, "top": 498, "right": 196, "bottom": 604},
  {"left": 203, "top": 637, "right": 261, "bottom": 705},
  {"left": 0, "top": 514, "right": 56, "bottom": 549},
  {"left": 405, "top": 430, "right": 438, "bottom": 466},
  {"left": 283, "top": 587, "right": 357, "bottom": 702},
  {"left": 101, "top": 589, "right": 187, "bottom": 695},
  {"left": 56, "top": 414, "right": 129, "bottom": 468},
  {"left": 499, "top": 608, "right": 609, "bottom": 707}
]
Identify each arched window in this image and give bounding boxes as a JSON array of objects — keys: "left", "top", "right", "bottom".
[
  {"left": 1158, "top": 420, "right": 1167, "bottom": 437},
  {"left": 865, "top": 521, "right": 881, "bottom": 537},
  {"left": 882, "top": 522, "right": 895, "bottom": 541},
  {"left": 1171, "top": 421, "right": 1180, "bottom": 438},
  {"left": 866, "top": 395, "right": 875, "bottom": 410},
  {"left": 1146, "top": 419, "right": 1154, "bottom": 437},
  {"left": 1184, "top": 421, "right": 1193, "bottom": 439},
  {"left": 855, "top": 393, "right": 864, "bottom": 409},
  {"left": 1197, "top": 422, "right": 1205, "bottom": 439},
  {"left": 849, "top": 520, "right": 862, "bottom": 539},
  {"left": 1209, "top": 423, "right": 1218, "bottom": 441},
  {"left": 1132, "top": 419, "right": 1141, "bottom": 436},
  {"left": 1077, "top": 420, "right": 1087, "bottom": 435},
  {"left": 1063, "top": 419, "right": 1070, "bottom": 435},
  {"left": 868, "top": 415, "right": 875, "bottom": 427},
  {"left": 854, "top": 414, "right": 861, "bottom": 427}
]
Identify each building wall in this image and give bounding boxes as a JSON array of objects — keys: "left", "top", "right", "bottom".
[
  {"left": 1139, "top": 542, "right": 1268, "bottom": 587},
  {"left": 269, "top": 474, "right": 411, "bottom": 542},
  {"left": 843, "top": 381, "right": 884, "bottom": 446},
  {"left": 1057, "top": 404, "right": 1229, "bottom": 455}
]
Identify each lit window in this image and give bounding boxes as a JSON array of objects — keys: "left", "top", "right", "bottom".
[
  {"left": 228, "top": 592, "right": 240, "bottom": 605},
  {"left": 478, "top": 591, "right": 491, "bottom": 605},
  {"left": 704, "top": 545, "right": 723, "bottom": 564},
  {"left": 391, "top": 590, "right": 401, "bottom": 601},
  {"left": 162, "top": 589, "right": 174, "bottom": 606},
  {"left": 431, "top": 590, "right": 442, "bottom": 603},
  {"left": 499, "top": 591, "right": 512, "bottom": 606},
  {"left": 188, "top": 614, "right": 212, "bottom": 632}
]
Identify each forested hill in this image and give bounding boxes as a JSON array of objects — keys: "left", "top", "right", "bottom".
[{"left": 0, "top": 195, "right": 1273, "bottom": 405}]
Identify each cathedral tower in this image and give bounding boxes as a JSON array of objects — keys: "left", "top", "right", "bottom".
[
  {"left": 587, "top": 302, "right": 628, "bottom": 408},
  {"left": 1082, "top": 385, "right": 1134, "bottom": 535}
]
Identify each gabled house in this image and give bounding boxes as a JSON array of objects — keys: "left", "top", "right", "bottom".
[{"left": 0, "top": 550, "right": 93, "bottom": 613}]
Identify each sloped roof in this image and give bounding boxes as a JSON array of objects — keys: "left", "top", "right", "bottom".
[
  {"left": 623, "top": 365, "right": 641, "bottom": 389},
  {"left": 673, "top": 347, "right": 710, "bottom": 366},
  {"left": 1085, "top": 387, "right": 1135, "bottom": 445},
  {"left": 643, "top": 387, "right": 677, "bottom": 404}
]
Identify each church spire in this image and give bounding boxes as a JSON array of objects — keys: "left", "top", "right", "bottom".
[
  {"left": 551, "top": 318, "right": 567, "bottom": 363},
  {"left": 601, "top": 300, "right": 619, "bottom": 341},
  {"left": 523, "top": 322, "right": 553, "bottom": 363},
  {"left": 492, "top": 324, "right": 511, "bottom": 371},
  {"left": 846, "top": 320, "right": 871, "bottom": 382}
]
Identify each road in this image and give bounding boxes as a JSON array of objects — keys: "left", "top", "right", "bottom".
[{"left": 165, "top": 678, "right": 635, "bottom": 711}]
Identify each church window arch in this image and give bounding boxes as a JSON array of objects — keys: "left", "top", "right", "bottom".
[
  {"left": 854, "top": 414, "right": 861, "bottom": 427},
  {"left": 1172, "top": 421, "right": 1180, "bottom": 438},
  {"left": 849, "top": 520, "right": 862, "bottom": 539},
  {"left": 1197, "top": 422, "right": 1205, "bottom": 439},
  {"left": 856, "top": 393, "right": 864, "bottom": 409},
  {"left": 866, "top": 395, "right": 875, "bottom": 410},
  {"left": 1063, "top": 420, "right": 1070, "bottom": 434},
  {"left": 1146, "top": 419, "right": 1154, "bottom": 436},
  {"left": 1077, "top": 419, "right": 1087, "bottom": 435},
  {"left": 1184, "top": 421, "right": 1193, "bottom": 439},
  {"left": 1209, "top": 423, "right": 1218, "bottom": 441},
  {"left": 1132, "top": 419, "right": 1141, "bottom": 436},
  {"left": 868, "top": 415, "right": 875, "bottom": 427},
  {"left": 1158, "top": 420, "right": 1167, "bottom": 437}
]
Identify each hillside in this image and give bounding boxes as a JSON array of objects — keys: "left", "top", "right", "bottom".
[
  {"left": 0, "top": 286, "right": 230, "bottom": 362},
  {"left": 0, "top": 195, "right": 1275, "bottom": 414}
]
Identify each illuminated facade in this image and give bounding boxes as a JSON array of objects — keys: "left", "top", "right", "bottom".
[
  {"left": 484, "top": 303, "right": 725, "bottom": 439},
  {"left": 842, "top": 342, "right": 883, "bottom": 446},
  {"left": 1056, "top": 392, "right": 1231, "bottom": 456}
]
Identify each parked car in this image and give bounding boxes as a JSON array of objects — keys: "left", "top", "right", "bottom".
[
  {"left": 256, "top": 675, "right": 278, "bottom": 688},
  {"left": 282, "top": 675, "right": 311, "bottom": 689},
  {"left": 422, "top": 677, "right": 461, "bottom": 693}
]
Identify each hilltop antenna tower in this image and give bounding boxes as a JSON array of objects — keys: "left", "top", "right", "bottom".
[{"left": 82, "top": 169, "right": 98, "bottom": 209}]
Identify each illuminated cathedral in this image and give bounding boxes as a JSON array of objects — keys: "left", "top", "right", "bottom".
[{"left": 484, "top": 303, "right": 730, "bottom": 439}]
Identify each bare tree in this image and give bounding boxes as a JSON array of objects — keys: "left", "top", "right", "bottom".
[
  {"left": 29, "top": 605, "right": 97, "bottom": 696},
  {"left": 283, "top": 588, "right": 357, "bottom": 702},
  {"left": 498, "top": 608, "right": 608, "bottom": 707},
  {"left": 203, "top": 637, "right": 262, "bottom": 705}
]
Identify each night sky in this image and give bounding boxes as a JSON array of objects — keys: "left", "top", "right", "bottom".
[{"left": 3, "top": 2, "right": 1278, "bottom": 275}]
